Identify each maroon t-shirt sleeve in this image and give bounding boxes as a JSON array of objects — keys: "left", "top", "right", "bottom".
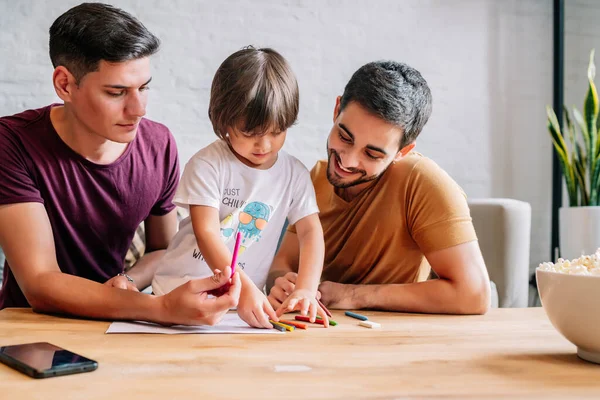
[
  {"left": 149, "top": 130, "right": 180, "bottom": 216},
  {"left": 0, "top": 122, "right": 43, "bottom": 205}
]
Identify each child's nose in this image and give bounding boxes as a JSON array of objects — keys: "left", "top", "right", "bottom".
[{"left": 256, "top": 136, "right": 271, "bottom": 151}]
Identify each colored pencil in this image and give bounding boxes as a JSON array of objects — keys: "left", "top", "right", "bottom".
[
  {"left": 317, "top": 298, "right": 332, "bottom": 317},
  {"left": 295, "top": 315, "right": 325, "bottom": 325},
  {"left": 230, "top": 231, "right": 242, "bottom": 276},
  {"left": 207, "top": 231, "right": 242, "bottom": 296},
  {"left": 316, "top": 316, "right": 337, "bottom": 326},
  {"left": 345, "top": 311, "right": 368, "bottom": 321},
  {"left": 270, "top": 321, "right": 286, "bottom": 332},
  {"left": 358, "top": 320, "right": 381, "bottom": 329},
  {"left": 270, "top": 320, "right": 295, "bottom": 331},
  {"left": 279, "top": 320, "right": 307, "bottom": 330}
]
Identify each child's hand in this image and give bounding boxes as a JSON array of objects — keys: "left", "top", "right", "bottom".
[
  {"left": 237, "top": 282, "right": 278, "bottom": 329},
  {"left": 267, "top": 272, "right": 297, "bottom": 310},
  {"left": 276, "top": 288, "right": 329, "bottom": 327}
]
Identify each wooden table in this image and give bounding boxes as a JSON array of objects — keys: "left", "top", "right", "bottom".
[{"left": 0, "top": 308, "right": 599, "bottom": 399}]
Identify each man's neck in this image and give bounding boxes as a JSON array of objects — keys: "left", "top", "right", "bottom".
[
  {"left": 50, "top": 106, "right": 128, "bottom": 165},
  {"left": 336, "top": 182, "right": 369, "bottom": 202}
]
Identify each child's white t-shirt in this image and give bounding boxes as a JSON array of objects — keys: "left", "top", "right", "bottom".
[{"left": 152, "top": 139, "right": 319, "bottom": 295}]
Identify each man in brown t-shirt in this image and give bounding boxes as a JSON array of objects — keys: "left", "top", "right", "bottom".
[{"left": 267, "top": 61, "right": 490, "bottom": 314}]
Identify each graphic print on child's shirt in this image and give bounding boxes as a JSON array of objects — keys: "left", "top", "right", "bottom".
[{"left": 219, "top": 201, "right": 272, "bottom": 258}]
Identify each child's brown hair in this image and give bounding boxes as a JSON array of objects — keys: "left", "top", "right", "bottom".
[{"left": 209, "top": 46, "right": 299, "bottom": 138}]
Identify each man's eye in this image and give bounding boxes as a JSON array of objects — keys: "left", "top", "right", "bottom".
[
  {"left": 107, "top": 91, "right": 124, "bottom": 97},
  {"left": 338, "top": 132, "right": 351, "bottom": 143}
]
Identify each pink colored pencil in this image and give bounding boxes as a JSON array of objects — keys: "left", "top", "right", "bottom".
[
  {"left": 230, "top": 231, "right": 242, "bottom": 276},
  {"left": 207, "top": 231, "right": 242, "bottom": 296}
]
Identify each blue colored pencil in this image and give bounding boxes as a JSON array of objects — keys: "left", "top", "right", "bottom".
[
  {"left": 345, "top": 311, "right": 368, "bottom": 321},
  {"left": 270, "top": 321, "right": 286, "bottom": 332}
]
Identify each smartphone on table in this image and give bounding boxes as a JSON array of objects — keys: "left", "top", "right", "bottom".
[{"left": 0, "top": 342, "right": 98, "bottom": 379}]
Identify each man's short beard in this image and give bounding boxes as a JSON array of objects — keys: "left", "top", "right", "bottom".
[{"left": 326, "top": 149, "right": 381, "bottom": 189}]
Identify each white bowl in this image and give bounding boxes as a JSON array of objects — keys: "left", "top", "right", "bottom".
[{"left": 536, "top": 268, "right": 600, "bottom": 364}]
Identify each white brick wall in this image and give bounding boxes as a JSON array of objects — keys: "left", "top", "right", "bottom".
[
  {"left": 0, "top": 0, "right": 553, "bottom": 276},
  {"left": 565, "top": 1, "right": 600, "bottom": 126}
]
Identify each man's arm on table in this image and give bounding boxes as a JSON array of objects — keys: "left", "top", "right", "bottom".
[
  {"left": 124, "top": 210, "right": 178, "bottom": 290},
  {"left": 0, "top": 203, "right": 239, "bottom": 325},
  {"left": 268, "top": 231, "right": 490, "bottom": 315},
  {"left": 318, "top": 240, "right": 490, "bottom": 315}
]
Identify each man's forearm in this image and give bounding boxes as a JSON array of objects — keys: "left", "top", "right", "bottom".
[
  {"left": 266, "top": 229, "right": 301, "bottom": 293},
  {"left": 126, "top": 249, "right": 166, "bottom": 290},
  {"left": 30, "top": 271, "right": 166, "bottom": 323},
  {"left": 329, "top": 278, "right": 490, "bottom": 315}
]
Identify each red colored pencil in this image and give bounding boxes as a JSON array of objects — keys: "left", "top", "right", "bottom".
[
  {"left": 295, "top": 315, "right": 325, "bottom": 325},
  {"left": 317, "top": 298, "right": 332, "bottom": 317}
]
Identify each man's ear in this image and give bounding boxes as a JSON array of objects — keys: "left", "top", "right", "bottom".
[
  {"left": 394, "top": 142, "right": 416, "bottom": 161},
  {"left": 52, "top": 66, "right": 77, "bottom": 102},
  {"left": 333, "top": 96, "right": 342, "bottom": 123}
]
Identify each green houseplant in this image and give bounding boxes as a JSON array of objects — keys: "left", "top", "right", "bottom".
[
  {"left": 547, "top": 49, "right": 600, "bottom": 259},
  {"left": 547, "top": 49, "right": 599, "bottom": 206}
]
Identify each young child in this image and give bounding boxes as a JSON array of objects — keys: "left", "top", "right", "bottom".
[{"left": 152, "top": 47, "right": 328, "bottom": 328}]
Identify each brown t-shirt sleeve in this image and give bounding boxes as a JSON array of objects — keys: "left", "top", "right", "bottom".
[{"left": 405, "top": 158, "right": 477, "bottom": 254}]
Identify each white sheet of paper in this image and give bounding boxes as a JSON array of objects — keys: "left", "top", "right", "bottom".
[{"left": 105, "top": 313, "right": 282, "bottom": 335}]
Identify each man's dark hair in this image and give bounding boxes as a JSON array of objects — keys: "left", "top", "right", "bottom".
[
  {"left": 340, "top": 61, "right": 432, "bottom": 149},
  {"left": 49, "top": 2, "right": 160, "bottom": 82}
]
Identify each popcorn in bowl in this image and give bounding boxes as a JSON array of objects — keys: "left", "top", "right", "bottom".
[
  {"left": 538, "top": 248, "right": 600, "bottom": 276},
  {"left": 536, "top": 248, "right": 600, "bottom": 364}
]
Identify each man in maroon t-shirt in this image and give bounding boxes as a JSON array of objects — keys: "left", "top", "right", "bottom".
[{"left": 0, "top": 3, "right": 239, "bottom": 326}]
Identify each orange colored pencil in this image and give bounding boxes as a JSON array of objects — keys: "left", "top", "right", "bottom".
[{"left": 279, "top": 320, "right": 307, "bottom": 330}]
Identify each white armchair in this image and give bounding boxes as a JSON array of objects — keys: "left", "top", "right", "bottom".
[{"left": 468, "top": 198, "right": 531, "bottom": 308}]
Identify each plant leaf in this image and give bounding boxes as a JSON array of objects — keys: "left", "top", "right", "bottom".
[
  {"left": 548, "top": 106, "right": 571, "bottom": 157},
  {"left": 574, "top": 107, "right": 591, "bottom": 152},
  {"left": 547, "top": 108, "right": 578, "bottom": 205},
  {"left": 585, "top": 50, "right": 599, "bottom": 177},
  {"left": 575, "top": 143, "right": 589, "bottom": 205},
  {"left": 576, "top": 142, "right": 588, "bottom": 179}
]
